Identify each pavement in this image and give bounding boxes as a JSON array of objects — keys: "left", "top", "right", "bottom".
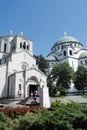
[
  {"left": 50, "top": 95, "right": 87, "bottom": 104},
  {"left": 0, "top": 98, "right": 23, "bottom": 108},
  {"left": 0, "top": 97, "right": 40, "bottom": 108},
  {"left": 0, "top": 95, "right": 87, "bottom": 108}
]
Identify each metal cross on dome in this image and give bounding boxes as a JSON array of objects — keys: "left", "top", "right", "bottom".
[{"left": 64, "top": 32, "right": 67, "bottom": 36}]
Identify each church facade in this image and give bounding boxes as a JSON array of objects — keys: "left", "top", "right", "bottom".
[
  {"left": 46, "top": 34, "right": 87, "bottom": 91},
  {"left": 0, "top": 32, "right": 48, "bottom": 101}
]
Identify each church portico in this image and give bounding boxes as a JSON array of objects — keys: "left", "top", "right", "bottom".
[
  {"left": 28, "top": 76, "right": 39, "bottom": 97},
  {"left": 25, "top": 76, "right": 40, "bottom": 98},
  {"left": 8, "top": 68, "right": 47, "bottom": 99}
]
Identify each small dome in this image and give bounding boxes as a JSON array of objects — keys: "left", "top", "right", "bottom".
[
  {"left": 54, "top": 35, "right": 79, "bottom": 46},
  {"left": 79, "top": 52, "right": 87, "bottom": 58},
  {"left": 46, "top": 55, "right": 56, "bottom": 61}
]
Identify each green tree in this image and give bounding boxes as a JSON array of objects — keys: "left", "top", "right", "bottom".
[
  {"left": 74, "top": 66, "right": 87, "bottom": 94},
  {"left": 48, "top": 62, "right": 74, "bottom": 95},
  {"left": 34, "top": 54, "right": 47, "bottom": 73},
  {"left": 47, "top": 75, "right": 57, "bottom": 96}
]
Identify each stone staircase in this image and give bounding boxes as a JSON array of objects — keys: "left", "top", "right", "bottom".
[{"left": 18, "top": 97, "right": 40, "bottom": 106}]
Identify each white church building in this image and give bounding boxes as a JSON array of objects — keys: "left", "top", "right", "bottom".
[
  {"left": 0, "top": 31, "right": 50, "bottom": 107},
  {"left": 46, "top": 33, "right": 87, "bottom": 91}
]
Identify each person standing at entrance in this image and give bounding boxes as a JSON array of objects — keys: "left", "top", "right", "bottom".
[
  {"left": 34, "top": 90, "right": 38, "bottom": 97},
  {"left": 30, "top": 91, "right": 33, "bottom": 99}
]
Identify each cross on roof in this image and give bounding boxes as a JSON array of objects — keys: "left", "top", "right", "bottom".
[{"left": 64, "top": 32, "right": 67, "bottom": 36}]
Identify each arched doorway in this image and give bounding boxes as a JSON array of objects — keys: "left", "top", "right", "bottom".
[{"left": 29, "top": 76, "right": 39, "bottom": 97}]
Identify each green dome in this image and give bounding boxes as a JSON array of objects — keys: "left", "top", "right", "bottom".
[
  {"left": 46, "top": 55, "right": 56, "bottom": 61},
  {"left": 79, "top": 52, "right": 87, "bottom": 58},
  {"left": 54, "top": 35, "right": 79, "bottom": 46}
]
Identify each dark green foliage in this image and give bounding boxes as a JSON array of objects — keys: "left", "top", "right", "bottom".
[
  {"left": 34, "top": 54, "right": 47, "bottom": 73},
  {"left": 47, "top": 75, "right": 57, "bottom": 96},
  {"left": 59, "top": 86, "right": 66, "bottom": 96},
  {"left": 48, "top": 62, "right": 74, "bottom": 96},
  {"left": 74, "top": 66, "right": 87, "bottom": 94},
  {"left": 51, "top": 101, "right": 87, "bottom": 130},
  {"left": 0, "top": 112, "right": 11, "bottom": 130},
  {"left": 51, "top": 62, "right": 73, "bottom": 89},
  {"left": 1, "top": 103, "right": 87, "bottom": 129}
]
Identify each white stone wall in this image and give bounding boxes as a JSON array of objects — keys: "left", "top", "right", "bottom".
[
  {"left": 40, "top": 87, "right": 50, "bottom": 108},
  {"left": 0, "top": 64, "right": 7, "bottom": 97},
  {"left": 0, "top": 36, "right": 13, "bottom": 53},
  {"left": 0, "top": 53, "right": 5, "bottom": 59},
  {"left": 26, "top": 69, "right": 47, "bottom": 87},
  {"left": 9, "top": 68, "right": 47, "bottom": 98},
  {"left": 68, "top": 57, "right": 78, "bottom": 71},
  {"left": 8, "top": 74, "right": 15, "bottom": 97},
  {"left": 10, "top": 36, "right": 33, "bottom": 55},
  {"left": 14, "top": 73, "right": 24, "bottom": 98},
  {"left": 8, "top": 51, "right": 36, "bottom": 74}
]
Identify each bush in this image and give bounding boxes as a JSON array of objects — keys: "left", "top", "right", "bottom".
[
  {"left": 0, "top": 103, "right": 87, "bottom": 129},
  {"left": 59, "top": 87, "right": 66, "bottom": 96},
  {"left": 0, "top": 106, "right": 45, "bottom": 118},
  {"left": 51, "top": 101, "right": 87, "bottom": 129}
]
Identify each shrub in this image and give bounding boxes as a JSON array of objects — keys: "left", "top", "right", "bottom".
[
  {"left": 0, "top": 103, "right": 87, "bottom": 129},
  {"left": 0, "top": 106, "right": 45, "bottom": 118},
  {"left": 59, "top": 87, "right": 66, "bottom": 96}
]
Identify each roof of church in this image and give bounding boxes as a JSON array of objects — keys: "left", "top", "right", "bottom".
[
  {"left": 79, "top": 52, "right": 87, "bottom": 58},
  {"left": 0, "top": 34, "right": 32, "bottom": 42},
  {"left": 46, "top": 55, "right": 57, "bottom": 61},
  {"left": 54, "top": 35, "right": 79, "bottom": 46},
  {"left": 0, "top": 35, "right": 14, "bottom": 38}
]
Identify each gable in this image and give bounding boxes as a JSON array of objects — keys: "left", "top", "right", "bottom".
[{"left": 8, "top": 51, "right": 36, "bottom": 74}]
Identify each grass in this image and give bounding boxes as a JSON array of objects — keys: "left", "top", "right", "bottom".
[{"left": 82, "top": 93, "right": 87, "bottom": 98}]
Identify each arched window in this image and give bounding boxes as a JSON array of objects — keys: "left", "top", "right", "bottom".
[
  {"left": 63, "top": 50, "right": 66, "bottom": 56},
  {"left": 69, "top": 50, "right": 72, "bottom": 55},
  {"left": 75, "top": 44, "right": 76, "bottom": 47},
  {"left": 4, "top": 44, "right": 7, "bottom": 52},
  {"left": 20, "top": 42, "right": 22, "bottom": 48},
  {"left": 19, "top": 84, "right": 21, "bottom": 90},
  {"left": 70, "top": 43, "right": 72, "bottom": 46},
  {"left": 23, "top": 42, "right": 26, "bottom": 49},
  {"left": 27, "top": 45, "right": 29, "bottom": 50},
  {"left": 81, "top": 60, "right": 83, "bottom": 64},
  {"left": 0, "top": 59, "right": 2, "bottom": 65},
  {"left": 85, "top": 60, "right": 87, "bottom": 64},
  {"left": 62, "top": 45, "right": 63, "bottom": 49}
]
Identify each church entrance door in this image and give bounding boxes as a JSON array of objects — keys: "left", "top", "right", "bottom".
[
  {"left": 29, "top": 84, "right": 38, "bottom": 97},
  {"left": 29, "top": 76, "right": 39, "bottom": 98}
]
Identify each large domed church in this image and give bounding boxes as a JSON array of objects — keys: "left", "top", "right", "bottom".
[{"left": 46, "top": 33, "right": 87, "bottom": 92}]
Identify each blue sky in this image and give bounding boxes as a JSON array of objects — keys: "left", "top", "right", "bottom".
[{"left": 0, "top": 0, "right": 87, "bottom": 56}]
